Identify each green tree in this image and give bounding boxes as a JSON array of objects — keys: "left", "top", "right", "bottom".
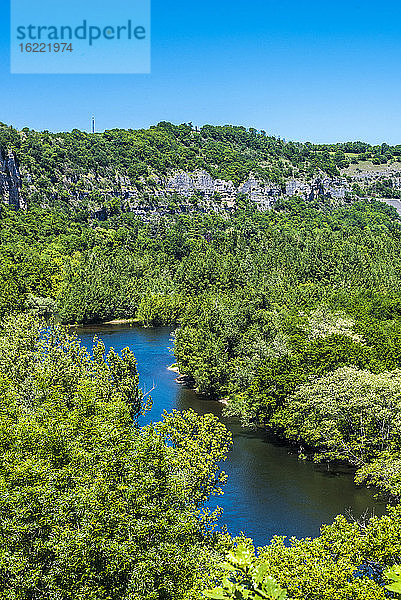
[
  {"left": 0, "top": 316, "right": 232, "bottom": 599},
  {"left": 273, "top": 366, "right": 401, "bottom": 468}
]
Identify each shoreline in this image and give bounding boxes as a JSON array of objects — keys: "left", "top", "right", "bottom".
[
  {"left": 103, "top": 318, "right": 139, "bottom": 325},
  {"left": 69, "top": 318, "right": 142, "bottom": 328},
  {"left": 168, "top": 365, "right": 228, "bottom": 405}
]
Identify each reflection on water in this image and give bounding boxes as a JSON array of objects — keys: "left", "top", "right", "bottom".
[{"left": 77, "top": 324, "right": 385, "bottom": 547}]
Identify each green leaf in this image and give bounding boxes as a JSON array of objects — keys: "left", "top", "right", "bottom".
[
  {"left": 221, "top": 561, "right": 238, "bottom": 572},
  {"left": 203, "top": 587, "right": 227, "bottom": 599},
  {"left": 384, "top": 565, "right": 401, "bottom": 596},
  {"left": 227, "top": 543, "right": 254, "bottom": 568},
  {"left": 253, "top": 562, "right": 269, "bottom": 585},
  {"left": 385, "top": 582, "right": 401, "bottom": 594},
  {"left": 261, "top": 576, "right": 288, "bottom": 600},
  {"left": 384, "top": 565, "right": 401, "bottom": 581}
]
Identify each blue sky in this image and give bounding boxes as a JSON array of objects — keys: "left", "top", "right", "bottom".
[{"left": 1, "top": 0, "right": 401, "bottom": 143}]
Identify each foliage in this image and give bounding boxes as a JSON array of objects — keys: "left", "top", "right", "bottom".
[
  {"left": 203, "top": 543, "right": 290, "bottom": 599},
  {"left": 205, "top": 507, "right": 401, "bottom": 600},
  {"left": 273, "top": 367, "right": 401, "bottom": 465},
  {"left": 384, "top": 565, "right": 401, "bottom": 596},
  {"left": 254, "top": 509, "right": 401, "bottom": 600},
  {"left": 137, "top": 293, "right": 186, "bottom": 326},
  {"left": 0, "top": 315, "right": 232, "bottom": 599}
]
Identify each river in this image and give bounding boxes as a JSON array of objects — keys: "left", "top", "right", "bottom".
[{"left": 77, "top": 323, "right": 385, "bottom": 548}]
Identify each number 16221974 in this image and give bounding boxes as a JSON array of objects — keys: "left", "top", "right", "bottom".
[{"left": 19, "top": 43, "right": 73, "bottom": 52}]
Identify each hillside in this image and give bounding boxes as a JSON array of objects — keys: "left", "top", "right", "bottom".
[{"left": 3, "top": 121, "right": 401, "bottom": 217}]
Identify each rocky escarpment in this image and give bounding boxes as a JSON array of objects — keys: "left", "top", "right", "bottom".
[
  {"left": 150, "top": 171, "right": 350, "bottom": 210},
  {"left": 351, "top": 167, "right": 401, "bottom": 190},
  {"left": 0, "top": 150, "right": 25, "bottom": 209},
  {"left": 285, "top": 176, "right": 349, "bottom": 201},
  {"left": 0, "top": 152, "right": 362, "bottom": 217},
  {"left": 3, "top": 152, "right": 354, "bottom": 216},
  {"left": 142, "top": 170, "right": 350, "bottom": 206},
  {"left": 115, "top": 171, "right": 352, "bottom": 219}
]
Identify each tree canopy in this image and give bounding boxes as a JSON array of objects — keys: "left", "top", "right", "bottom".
[{"left": 0, "top": 315, "right": 232, "bottom": 599}]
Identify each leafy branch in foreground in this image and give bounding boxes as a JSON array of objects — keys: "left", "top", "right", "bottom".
[
  {"left": 384, "top": 565, "right": 401, "bottom": 596},
  {"left": 203, "top": 543, "right": 290, "bottom": 600}
]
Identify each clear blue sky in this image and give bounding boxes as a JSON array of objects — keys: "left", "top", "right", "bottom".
[{"left": 1, "top": 0, "right": 401, "bottom": 144}]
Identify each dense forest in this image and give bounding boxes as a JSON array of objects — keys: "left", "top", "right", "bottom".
[
  {"left": 2, "top": 121, "right": 401, "bottom": 185},
  {"left": 0, "top": 315, "right": 232, "bottom": 598},
  {"left": 1, "top": 121, "right": 353, "bottom": 189},
  {"left": 4, "top": 197, "right": 401, "bottom": 494},
  {"left": 3, "top": 123, "right": 401, "bottom": 597}
]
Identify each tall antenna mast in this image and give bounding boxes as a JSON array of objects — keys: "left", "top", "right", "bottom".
[{"left": 91, "top": 116, "right": 95, "bottom": 134}]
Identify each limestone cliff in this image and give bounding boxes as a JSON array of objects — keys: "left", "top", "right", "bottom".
[
  {"left": 0, "top": 143, "right": 358, "bottom": 216},
  {"left": 149, "top": 170, "right": 350, "bottom": 211},
  {"left": 0, "top": 150, "right": 25, "bottom": 209},
  {"left": 0, "top": 160, "right": 352, "bottom": 216}
]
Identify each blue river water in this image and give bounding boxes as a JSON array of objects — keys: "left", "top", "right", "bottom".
[{"left": 77, "top": 324, "right": 385, "bottom": 548}]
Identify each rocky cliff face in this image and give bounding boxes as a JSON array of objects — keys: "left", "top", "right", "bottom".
[
  {"left": 285, "top": 176, "right": 349, "bottom": 201},
  {"left": 148, "top": 170, "right": 350, "bottom": 211},
  {"left": 0, "top": 150, "right": 25, "bottom": 209},
  {"left": 0, "top": 151, "right": 352, "bottom": 216}
]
